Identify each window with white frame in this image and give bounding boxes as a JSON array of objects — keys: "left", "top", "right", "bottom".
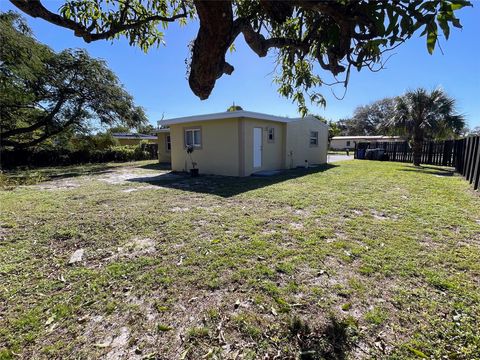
[
  {"left": 184, "top": 128, "right": 202, "bottom": 148},
  {"left": 346, "top": 140, "right": 351, "bottom": 147},
  {"left": 310, "top": 131, "right": 318, "bottom": 146},
  {"left": 267, "top": 127, "right": 275, "bottom": 142},
  {"left": 165, "top": 135, "right": 171, "bottom": 152}
]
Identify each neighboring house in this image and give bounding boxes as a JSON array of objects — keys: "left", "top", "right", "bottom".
[
  {"left": 330, "top": 135, "right": 402, "bottom": 150},
  {"left": 157, "top": 128, "right": 171, "bottom": 163},
  {"left": 112, "top": 133, "right": 158, "bottom": 146},
  {"left": 158, "top": 111, "right": 328, "bottom": 177}
]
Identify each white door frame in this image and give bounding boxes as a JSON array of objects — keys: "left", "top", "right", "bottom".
[{"left": 253, "top": 127, "right": 262, "bottom": 168}]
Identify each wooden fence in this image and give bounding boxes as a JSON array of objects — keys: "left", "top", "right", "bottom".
[{"left": 355, "top": 135, "right": 480, "bottom": 191}]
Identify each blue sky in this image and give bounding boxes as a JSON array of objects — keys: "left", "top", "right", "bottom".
[{"left": 2, "top": 2, "right": 479, "bottom": 128}]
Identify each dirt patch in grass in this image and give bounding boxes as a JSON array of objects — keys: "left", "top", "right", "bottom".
[
  {"left": 98, "top": 168, "right": 175, "bottom": 185},
  {"left": 121, "top": 185, "right": 163, "bottom": 193},
  {"left": 370, "top": 209, "right": 399, "bottom": 221},
  {"left": 34, "top": 179, "right": 81, "bottom": 191}
]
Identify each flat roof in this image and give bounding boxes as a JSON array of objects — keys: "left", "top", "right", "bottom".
[
  {"left": 331, "top": 135, "right": 400, "bottom": 140},
  {"left": 158, "top": 111, "right": 327, "bottom": 127},
  {"left": 112, "top": 133, "right": 157, "bottom": 139}
]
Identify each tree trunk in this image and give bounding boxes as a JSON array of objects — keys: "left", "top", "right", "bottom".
[
  {"left": 188, "top": 1, "right": 234, "bottom": 100},
  {"left": 412, "top": 130, "right": 423, "bottom": 166}
]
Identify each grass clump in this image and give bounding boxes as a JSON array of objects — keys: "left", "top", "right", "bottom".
[{"left": 157, "top": 324, "right": 173, "bottom": 332}]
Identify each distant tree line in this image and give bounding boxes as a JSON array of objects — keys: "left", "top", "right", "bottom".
[
  {"left": 0, "top": 11, "right": 147, "bottom": 150},
  {"left": 327, "top": 88, "right": 472, "bottom": 166},
  {"left": 333, "top": 92, "right": 473, "bottom": 139}
]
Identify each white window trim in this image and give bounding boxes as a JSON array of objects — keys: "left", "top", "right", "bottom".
[
  {"left": 184, "top": 127, "right": 202, "bottom": 148},
  {"left": 165, "top": 135, "right": 171, "bottom": 152},
  {"left": 267, "top": 127, "right": 275, "bottom": 143},
  {"left": 310, "top": 131, "right": 319, "bottom": 147}
]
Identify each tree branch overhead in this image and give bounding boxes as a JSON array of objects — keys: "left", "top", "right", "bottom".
[{"left": 9, "top": 0, "right": 472, "bottom": 114}]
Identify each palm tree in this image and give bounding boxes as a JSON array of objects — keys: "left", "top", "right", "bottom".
[{"left": 390, "top": 88, "right": 465, "bottom": 166}]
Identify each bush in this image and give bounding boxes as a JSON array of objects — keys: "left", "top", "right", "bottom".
[{"left": 0, "top": 142, "right": 158, "bottom": 169}]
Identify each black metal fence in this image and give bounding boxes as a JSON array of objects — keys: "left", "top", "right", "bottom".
[
  {"left": 459, "top": 136, "right": 480, "bottom": 191},
  {"left": 355, "top": 136, "right": 480, "bottom": 191}
]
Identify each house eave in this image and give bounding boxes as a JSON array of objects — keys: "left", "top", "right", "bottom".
[{"left": 158, "top": 111, "right": 321, "bottom": 126}]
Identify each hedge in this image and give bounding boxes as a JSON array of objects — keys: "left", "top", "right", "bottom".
[{"left": 0, "top": 143, "right": 158, "bottom": 169}]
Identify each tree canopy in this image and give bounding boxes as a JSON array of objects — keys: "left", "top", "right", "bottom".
[
  {"left": 0, "top": 11, "right": 146, "bottom": 149},
  {"left": 468, "top": 126, "right": 480, "bottom": 136},
  {"left": 389, "top": 87, "right": 465, "bottom": 165},
  {"left": 327, "top": 120, "right": 343, "bottom": 142},
  {"left": 227, "top": 104, "right": 244, "bottom": 112},
  {"left": 136, "top": 124, "right": 157, "bottom": 135},
  {"left": 10, "top": 0, "right": 472, "bottom": 115},
  {"left": 337, "top": 97, "right": 395, "bottom": 136}
]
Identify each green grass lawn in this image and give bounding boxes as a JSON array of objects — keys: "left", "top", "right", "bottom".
[{"left": 0, "top": 160, "right": 479, "bottom": 359}]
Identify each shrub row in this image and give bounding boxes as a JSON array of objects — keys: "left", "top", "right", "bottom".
[{"left": 0, "top": 143, "right": 158, "bottom": 169}]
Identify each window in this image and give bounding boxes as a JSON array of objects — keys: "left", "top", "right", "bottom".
[
  {"left": 310, "top": 131, "right": 318, "bottom": 146},
  {"left": 346, "top": 140, "right": 351, "bottom": 147},
  {"left": 165, "top": 135, "right": 171, "bottom": 152},
  {"left": 184, "top": 128, "right": 201, "bottom": 148},
  {"left": 267, "top": 127, "right": 275, "bottom": 142}
]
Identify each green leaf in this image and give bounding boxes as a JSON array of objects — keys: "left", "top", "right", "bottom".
[
  {"left": 426, "top": 22, "right": 438, "bottom": 54},
  {"left": 451, "top": 18, "right": 462, "bottom": 28},
  {"left": 420, "top": 1, "right": 436, "bottom": 11},
  {"left": 449, "top": 0, "right": 472, "bottom": 10},
  {"left": 406, "top": 346, "right": 428, "bottom": 358},
  {"left": 437, "top": 14, "right": 450, "bottom": 39},
  {"left": 385, "top": 12, "right": 399, "bottom": 34},
  {"left": 157, "top": 324, "right": 173, "bottom": 332}
]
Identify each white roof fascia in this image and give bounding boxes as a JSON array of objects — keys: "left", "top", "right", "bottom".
[
  {"left": 288, "top": 115, "right": 329, "bottom": 128},
  {"left": 331, "top": 135, "right": 400, "bottom": 140},
  {"left": 158, "top": 111, "right": 305, "bottom": 126},
  {"left": 113, "top": 135, "right": 157, "bottom": 139}
]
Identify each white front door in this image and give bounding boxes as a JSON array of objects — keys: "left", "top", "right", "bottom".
[{"left": 253, "top": 127, "right": 262, "bottom": 168}]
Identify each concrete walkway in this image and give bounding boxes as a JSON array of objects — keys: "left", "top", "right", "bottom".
[{"left": 327, "top": 154, "right": 354, "bottom": 163}]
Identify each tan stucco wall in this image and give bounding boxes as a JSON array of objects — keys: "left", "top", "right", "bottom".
[
  {"left": 157, "top": 132, "right": 171, "bottom": 163},
  {"left": 168, "top": 116, "right": 327, "bottom": 177},
  {"left": 170, "top": 120, "right": 240, "bottom": 176},
  {"left": 285, "top": 118, "right": 328, "bottom": 168},
  {"left": 241, "top": 120, "right": 286, "bottom": 176},
  {"left": 116, "top": 138, "right": 157, "bottom": 146}
]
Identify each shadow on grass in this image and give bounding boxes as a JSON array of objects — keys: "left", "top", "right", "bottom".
[
  {"left": 398, "top": 164, "right": 455, "bottom": 177},
  {"left": 136, "top": 162, "right": 172, "bottom": 171},
  {"left": 44, "top": 166, "right": 116, "bottom": 179},
  {"left": 127, "top": 163, "right": 337, "bottom": 198},
  {"left": 290, "top": 316, "right": 356, "bottom": 360}
]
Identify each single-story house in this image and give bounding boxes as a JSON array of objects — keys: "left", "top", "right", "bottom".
[
  {"left": 112, "top": 133, "right": 158, "bottom": 146},
  {"left": 157, "top": 111, "right": 328, "bottom": 177},
  {"left": 156, "top": 128, "right": 171, "bottom": 163},
  {"left": 330, "top": 135, "right": 402, "bottom": 150}
]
